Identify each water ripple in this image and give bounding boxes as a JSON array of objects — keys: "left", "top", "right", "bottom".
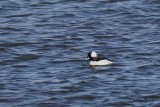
[{"left": 0, "top": 0, "right": 160, "bottom": 107}]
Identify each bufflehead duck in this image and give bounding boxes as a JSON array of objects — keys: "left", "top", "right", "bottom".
[{"left": 87, "top": 51, "right": 112, "bottom": 66}]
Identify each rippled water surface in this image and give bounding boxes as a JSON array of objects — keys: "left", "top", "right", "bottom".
[{"left": 0, "top": 0, "right": 160, "bottom": 107}]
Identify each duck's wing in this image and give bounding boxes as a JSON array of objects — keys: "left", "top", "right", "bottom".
[{"left": 97, "top": 54, "right": 108, "bottom": 61}]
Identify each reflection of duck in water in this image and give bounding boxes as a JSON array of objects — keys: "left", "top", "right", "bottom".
[{"left": 87, "top": 51, "right": 112, "bottom": 66}]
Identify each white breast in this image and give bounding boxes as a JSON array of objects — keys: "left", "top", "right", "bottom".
[{"left": 90, "top": 60, "right": 112, "bottom": 66}]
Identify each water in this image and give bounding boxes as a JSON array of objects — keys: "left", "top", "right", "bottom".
[{"left": 0, "top": 0, "right": 160, "bottom": 107}]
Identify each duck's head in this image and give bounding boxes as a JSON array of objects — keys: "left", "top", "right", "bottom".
[{"left": 87, "top": 51, "right": 97, "bottom": 61}]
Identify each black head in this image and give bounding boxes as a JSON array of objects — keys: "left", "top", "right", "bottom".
[{"left": 88, "top": 52, "right": 92, "bottom": 60}]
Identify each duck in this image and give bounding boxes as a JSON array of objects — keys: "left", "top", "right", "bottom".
[{"left": 87, "top": 51, "right": 112, "bottom": 66}]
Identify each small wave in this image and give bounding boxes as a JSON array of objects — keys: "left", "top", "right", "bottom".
[
  {"left": 5, "top": 13, "right": 32, "bottom": 18},
  {"left": 0, "top": 48, "right": 6, "bottom": 52},
  {"left": 0, "top": 42, "right": 37, "bottom": 47},
  {"left": 66, "top": 95, "right": 96, "bottom": 101},
  {"left": 12, "top": 64, "right": 29, "bottom": 68},
  {"left": 61, "top": 85, "right": 83, "bottom": 93},
  {"left": 0, "top": 26, "right": 22, "bottom": 31},
  {"left": 148, "top": 40, "right": 160, "bottom": 45},
  {"left": 15, "top": 54, "right": 41, "bottom": 62}
]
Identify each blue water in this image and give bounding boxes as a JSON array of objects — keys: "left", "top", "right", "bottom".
[{"left": 0, "top": 0, "right": 160, "bottom": 107}]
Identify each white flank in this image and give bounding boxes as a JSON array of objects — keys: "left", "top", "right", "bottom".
[{"left": 90, "top": 60, "right": 112, "bottom": 66}]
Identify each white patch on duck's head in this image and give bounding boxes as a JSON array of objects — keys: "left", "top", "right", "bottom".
[{"left": 91, "top": 51, "right": 97, "bottom": 57}]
